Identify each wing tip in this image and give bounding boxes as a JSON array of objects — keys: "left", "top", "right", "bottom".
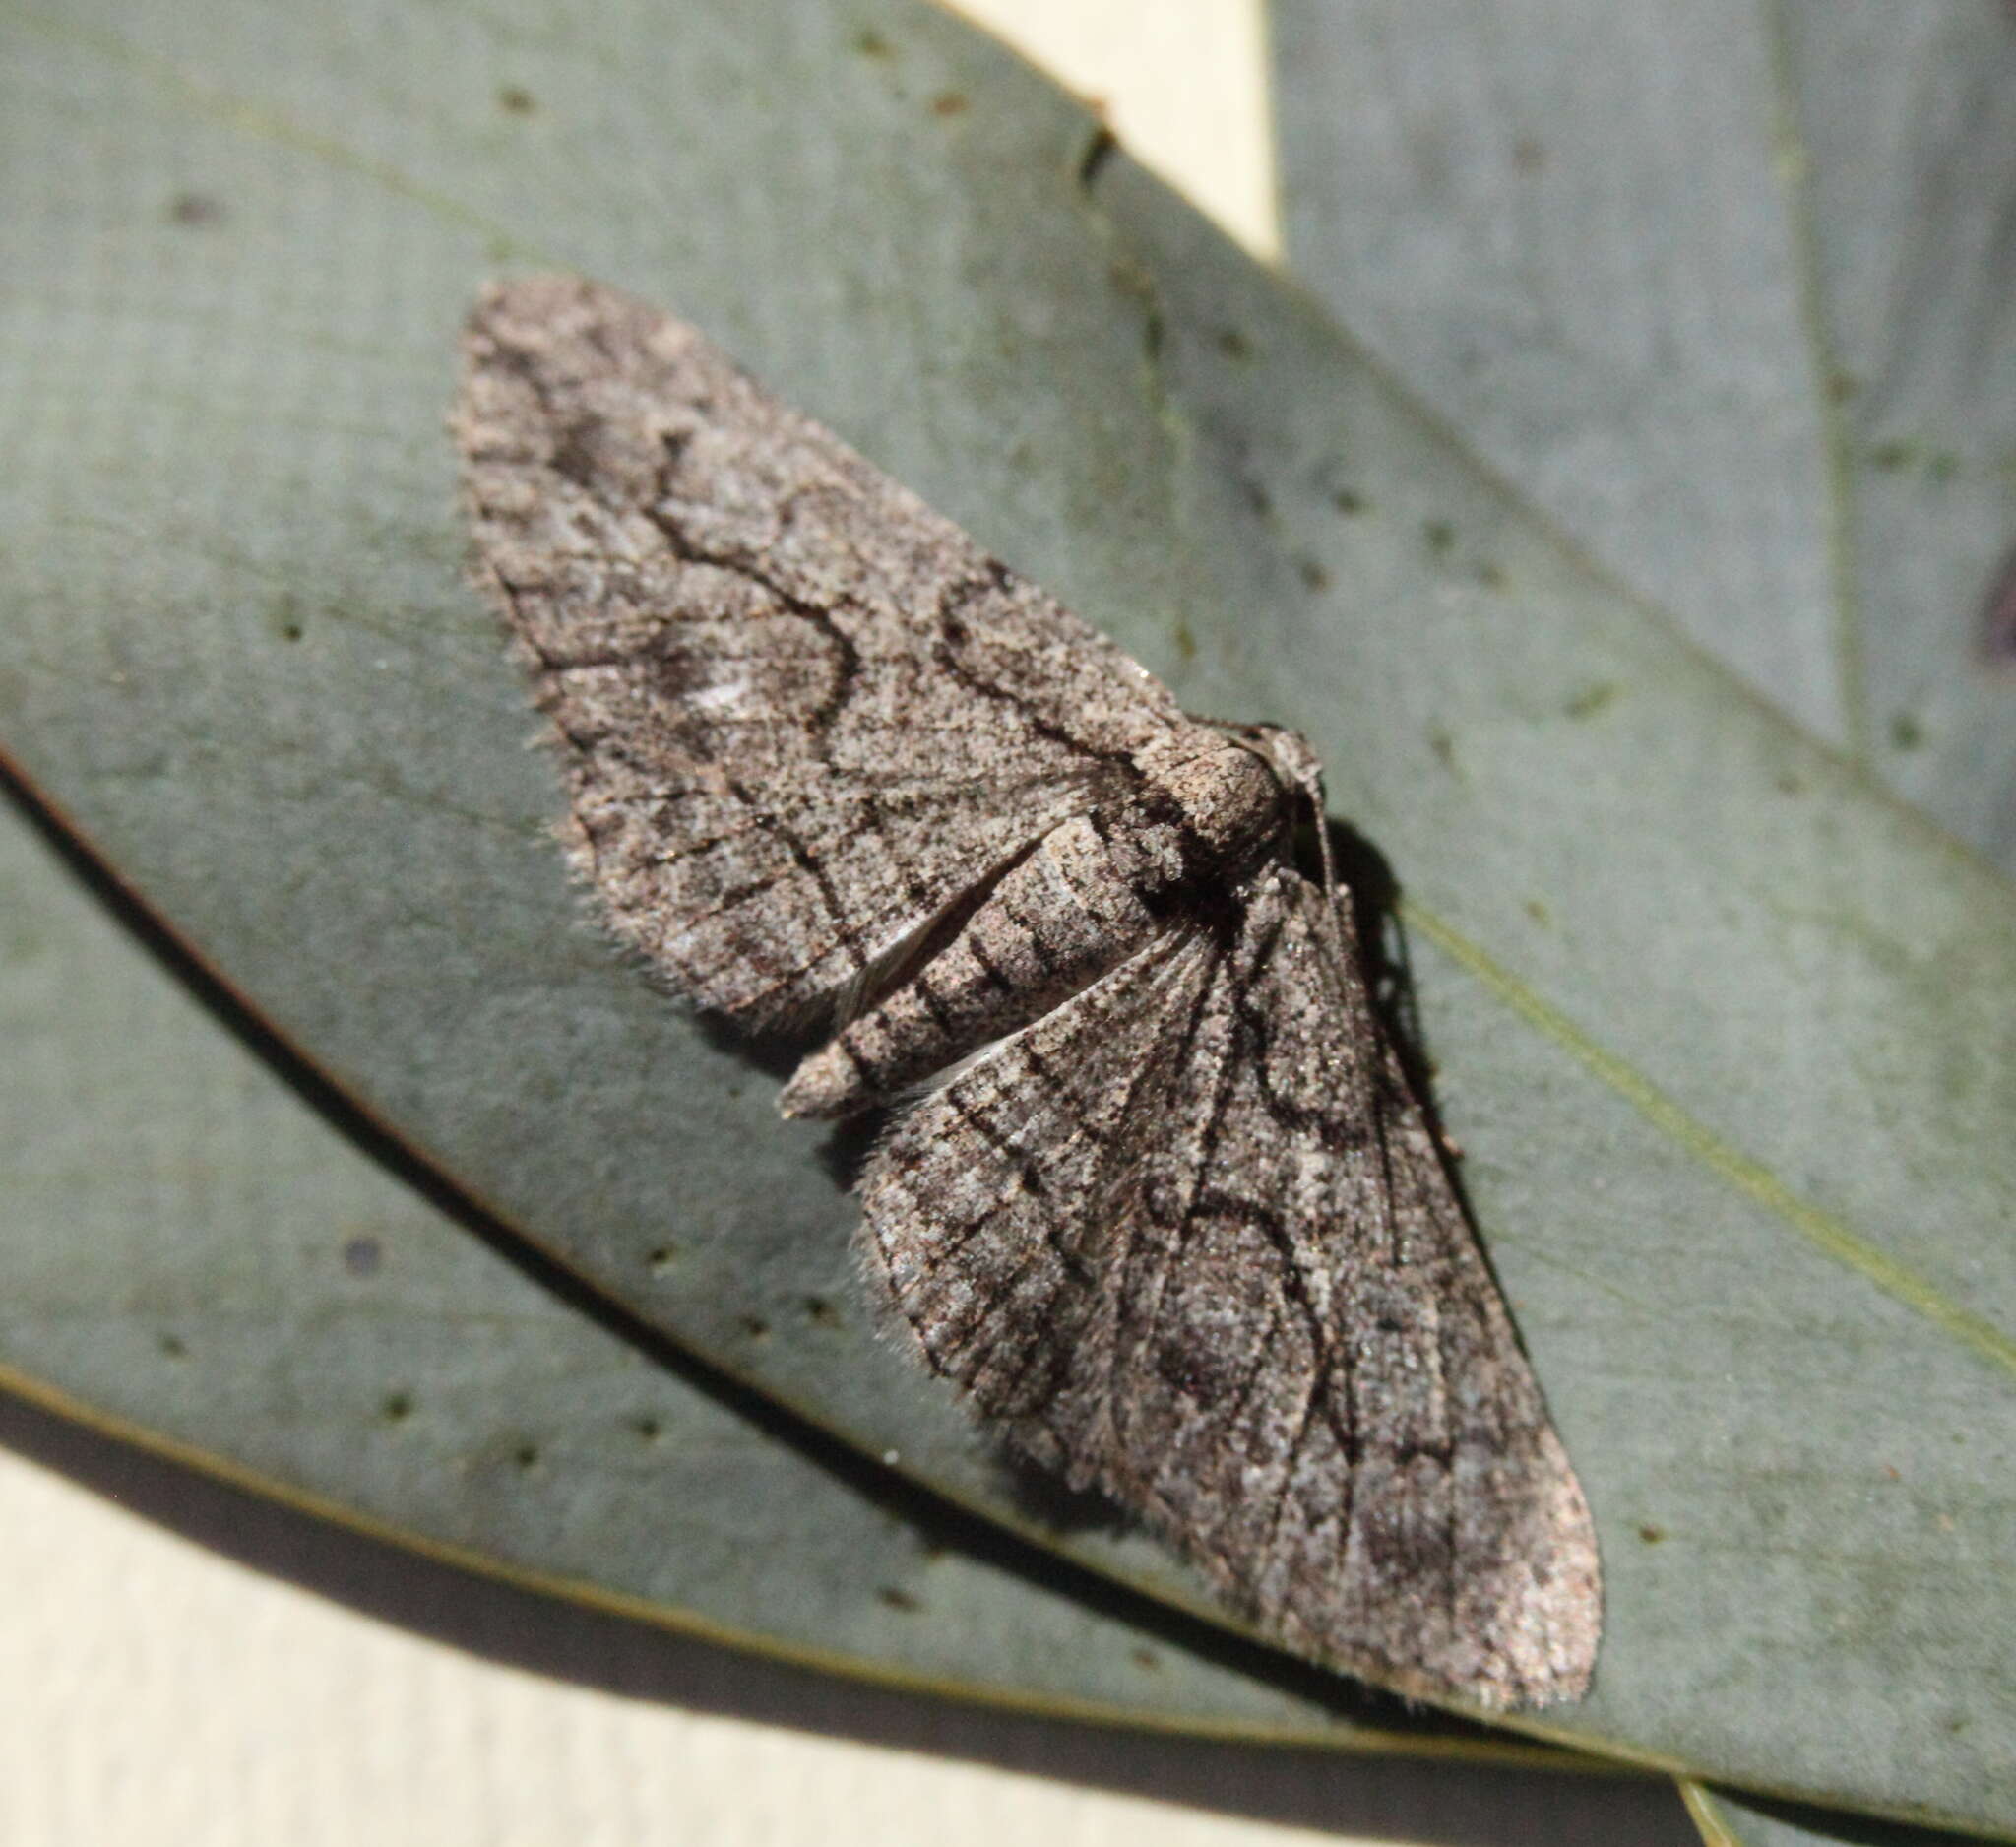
[{"left": 1439, "top": 1433, "right": 1605, "bottom": 1711}]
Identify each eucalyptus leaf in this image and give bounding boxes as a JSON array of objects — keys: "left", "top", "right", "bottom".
[
  {"left": 2, "top": 788, "right": 1531, "bottom": 1752},
  {"left": 0, "top": 0, "right": 2012, "bottom": 1830},
  {"left": 1271, "top": 0, "right": 2016, "bottom": 868},
  {"left": 1681, "top": 1779, "right": 2002, "bottom": 1847},
  {"left": 7, "top": 796, "right": 1700, "bottom": 1843}
]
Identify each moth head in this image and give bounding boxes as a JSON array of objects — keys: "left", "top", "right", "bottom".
[
  {"left": 1222, "top": 723, "right": 1334, "bottom": 891},
  {"left": 1242, "top": 723, "right": 1323, "bottom": 791}
]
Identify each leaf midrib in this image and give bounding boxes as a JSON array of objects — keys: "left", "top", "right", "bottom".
[
  {"left": 1762, "top": 0, "right": 1870, "bottom": 767},
  {"left": 1406, "top": 899, "right": 2016, "bottom": 1380}
]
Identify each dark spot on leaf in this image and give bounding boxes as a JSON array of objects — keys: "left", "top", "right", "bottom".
[
  {"left": 514, "top": 1441, "right": 540, "bottom": 1470},
  {"left": 930, "top": 91, "right": 968, "bottom": 117},
  {"left": 382, "top": 1391, "right": 414, "bottom": 1422},
  {"left": 1332, "top": 487, "right": 1366, "bottom": 516},
  {"left": 269, "top": 594, "right": 307, "bottom": 645},
  {"left": 1928, "top": 452, "right": 1958, "bottom": 484},
  {"left": 1777, "top": 770, "right": 1806, "bottom": 796},
  {"left": 1131, "top": 1646, "right": 1161, "bottom": 1671},
  {"left": 1525, "top": 899, "right": 1551, "bottom": 926},
  {"left": 1106, "top": 255, "right": 1153, "bottom": 305},
  {"left": 1476, "top": 560, "right": 1507, "bottom": 591},
  {"left": 158, "top": 1332, "right": 187, "bottom": 1360},
  {"left": 1296, "top": 556, "right": 1330, "bottom": 592},
  {"left": 854, "top": 28, "right": 892, "bottom": 57},
  {"left": 803, "top": 1295, "right": 840, "bottom": 1327},
  {"left": 168, "top": 192, "right": 224, "bottom": 226},
  {"left": 342, "top": 1235, "right": 383, "bottom": 1277},
  {"left": 1827, "top": 370, "right": 1859, "bottom": 404},
  {"left": 498, "top": 85, "right": 536, "bottom": 115},
  {"left": 1, "top": 920, "right": 46, "bottom": 967},
  {"left": 1564, "top": 681, "right": 1621, "bottom": 721},
  {"left": 1510, "top": 136, "right": 1545, "bottom": 173},
  {"left": 632, "top": 1415, "right": 663, "bottom": 1441},
  {"left": 1889, "top": 711, "right": 1923, "bottom": 751},
  {"left": 1169, "top": 617, "right": 1197, "bottom": 666},
  {"left": 1423, "top": 518, "right": 1455, "bottom": 558},
  {"left": 877, "top": 1585, "right": 921, "bottom": 1612},
  {"left": 1215, "top": 327, "right": 1252, "bottom": 361},
  {"left": 740, "top": 1315, "right": 771, "bottom": 1340},
  {"left": 1427, "top": 728, "right": 1457, "bottom": 772},
  {"left": 1078, "top": 125, "right": 1119, "bottom": 190},
  {"left": 1980, "top": 544, "right": 2016, "bottom": 669},
  {"left": 1240, "top": 478, "right": 1272, "bottom": 520},
  {"left": 1869, "top": 439, "right": 1914, "bottom": 472},
  {"left": 647, "top": 1242, "right": 678, "bottom": 1273},
  {"left": 1638, "top": 1522, "right": 1666, "bottom": 1544}
]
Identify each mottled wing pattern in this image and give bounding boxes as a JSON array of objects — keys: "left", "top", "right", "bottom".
[
  {"left": 858, "top": 866, "right": 1600, "bottom": 1707},
  {"left": 457, "top": 276, "right": 1601, "bottom": 1709},
  {"left": 455, "top": 276, "right": 1195, "bottom": 1023}
]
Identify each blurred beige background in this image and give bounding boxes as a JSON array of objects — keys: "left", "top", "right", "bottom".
[{"left": 0, "top": 5, "right": 1694, "bottom": 1843}]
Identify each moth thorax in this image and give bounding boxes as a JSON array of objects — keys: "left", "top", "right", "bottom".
[{"left": 1153, "top": 742, "right": 1294, "bottom": 872}]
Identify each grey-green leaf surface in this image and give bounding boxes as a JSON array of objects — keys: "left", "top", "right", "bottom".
[
  {"left": 2, "top": 787, "right": 1523, "bottom": 1751},
  {"left": 0, "top": 0, "right": 2012, "bottom": 1829},
  {"left": 1271, "top": 0, "right": 2016, "bottom": 870},
  {"left": 1683, "top": 1779, "right": 2003, "bottom": 1847}
]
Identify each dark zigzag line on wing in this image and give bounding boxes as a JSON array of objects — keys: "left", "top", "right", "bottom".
[
  {"left": 610, "top": 500, "right": 1126, "bottom": 987},
  {"left": 643, "top": 501, "right": 863, "bottom": 736},
  {"left": 1231, "top": 895, "right": 1376, "bottom": 1153},
  {"left": 1172, "top": 1178, "right": 1338, "bottom": 1435},
  {"left": 1367, "top": 1063, "right": 1478, "bottom": 1618},
  {"left": 681, "top": 774, "right": 863, "bottom": 993},
  {"left": 1174, "top": 902, "right": 1369, "bottom": 1554},
  {"left": 929, "top": 568, "right": 1219, "bottom": 866}
]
